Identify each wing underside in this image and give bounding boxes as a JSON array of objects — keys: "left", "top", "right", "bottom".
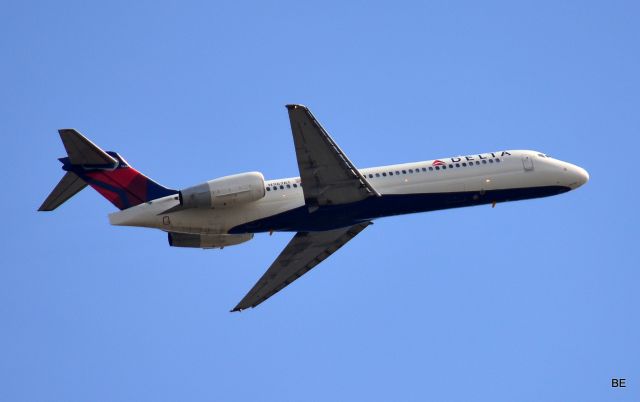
[
  {"left": 286, "top": 104, "right": 379, "bottom": 211},
  {"left": 232, "top": 222, "right": 371, "bottom": 311}
]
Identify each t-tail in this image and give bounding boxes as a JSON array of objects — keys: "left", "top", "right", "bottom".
[{"left": 39, "top": 129, "right": 178, "bottom": 211}]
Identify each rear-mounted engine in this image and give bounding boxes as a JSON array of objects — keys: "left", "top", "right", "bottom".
[{"left": 178, "top": 171, "right": 265, "bottom": 208}]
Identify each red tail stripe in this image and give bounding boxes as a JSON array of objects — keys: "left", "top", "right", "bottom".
[{"left": 85, "top": 168, "right": 147, "bottom": 206}]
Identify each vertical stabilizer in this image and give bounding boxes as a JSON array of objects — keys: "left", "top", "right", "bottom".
[{"left": 39, "top": 129, "right": 178, "bottom": 211}]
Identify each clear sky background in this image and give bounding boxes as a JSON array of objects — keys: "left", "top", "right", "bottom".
[{"left": 2, "top": 1, "right": 639, "bottom": 401}]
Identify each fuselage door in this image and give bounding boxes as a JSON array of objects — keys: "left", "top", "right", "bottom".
[{"left": 522, "top": 155, "right": 534, "bottom": 171}]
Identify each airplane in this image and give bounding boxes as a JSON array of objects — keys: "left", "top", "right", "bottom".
[{"left": 39, "top": 104, "right": 589, "bottom": 312}]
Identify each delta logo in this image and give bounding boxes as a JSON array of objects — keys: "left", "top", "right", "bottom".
[
  {"left": 431, "top": 151, "right": 512, "bottom": 166},
  {"left": 450, "top": 151, "right": 512, "bottom": 163}
]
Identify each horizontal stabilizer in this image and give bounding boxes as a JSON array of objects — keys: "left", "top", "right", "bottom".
[
  {"left": 59, "top": 129, "right": 118, "bottom": 167},
  {"left": 38, "top": 171, "right": 88, "bottom": 211}
]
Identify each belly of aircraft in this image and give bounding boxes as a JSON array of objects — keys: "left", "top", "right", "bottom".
[{"left": 229, "top": 185, "right": 570, "bottom": 233}]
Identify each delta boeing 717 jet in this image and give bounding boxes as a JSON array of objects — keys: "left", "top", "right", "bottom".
[{"left": 40, "top": 105, "right": 589, "bottom": 311}]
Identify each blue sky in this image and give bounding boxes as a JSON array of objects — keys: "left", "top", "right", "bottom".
[{"left": 2, "top": 1, "right": 639, "bottom": 401}]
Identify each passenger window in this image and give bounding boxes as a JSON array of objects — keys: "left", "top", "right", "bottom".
[
  {"left": 273, "top": 186, "right": 277, "bottom": 191},
  {"left": 402, "top": 170, "right": 407, "bottom": 174},
  {"left": 389, "top": 172, "right": 394, "bottom": 176},
  {"left": 496, "top": 158, "right": 501, "bottom": 162},
  {"left": 421, "top": 167, "right": 426, "bottom": 172},
  {"left": 442, "top": 166, "right": 447, "bottom": 169},
  {"left": 448, "top": 164, "right": 453, "bottom": 168},
  {"left": 462, "top": 163, "right": 467, "bottom": 167},
  {"left": 368, "top": 174, "right": 373, "bottom": 178},
  {"left": 280, "top": 185, "right": 284, "bottom": 189},
  {"left": 396, "top": 171, "right": 400, "bottom": 175},
  {"left": 429, "top": 167, "right": 433, "bottom": 171},
  {"left": 376, "top": 173, "right": 380, "bottom": 177},
  {"left": 482, "top": 160, "right": 487, "bottom": 164},
  {"left": 382, "top": 172, "right": 387, "bottom": 176},
  {"left": 435, "top": 166, "right": 440, "bottom": 170},
  {"left": 489, "top": 159, "right": 494, "bottom": 163},
  {"left": 266, "top": 187, "right": 271, "bottom": 191},
  {"left": 455, "top": 163, "right": 460, "bottom": 167},
  {"left": 475, "top": 161, "right": 480, "bottom": 165},
  {"left": 293, "top": 183, "right": 298, "bottom": 188},
  {"left": 408, "top": 169, "right": 413, "bottom": 173}
]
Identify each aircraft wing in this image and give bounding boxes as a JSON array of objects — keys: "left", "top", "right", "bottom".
[
  {"left": 232, "top": 221, "right": 371, "bottom": 312},
  {"left": 286, "top": 104, "right": 379, "bottom": 212}
]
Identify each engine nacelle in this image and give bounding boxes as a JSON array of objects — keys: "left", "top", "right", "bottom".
[
  {"left": 179, "top": 172, "right": 265, "bottom": 209},
  {"left": 168, "top": 232, "right": 254, "bottom": 249}
]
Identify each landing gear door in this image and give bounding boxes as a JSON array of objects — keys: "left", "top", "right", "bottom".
[{"left": 522, "top": 155, "right": 534, "bottom": 171}]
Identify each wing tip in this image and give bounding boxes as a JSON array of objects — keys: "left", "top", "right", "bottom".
[
  {"left": 285, "top": 104, "right": 307, "bottom": 110},
  {"left": 231, "top": 300, "right": 260, "bottom": 312},
  {"left": 58, "top": 128, "right": 79, "bottom": 134}
]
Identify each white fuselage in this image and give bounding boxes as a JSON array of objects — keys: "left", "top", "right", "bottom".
[{"left": 109, "top": 150, "right": 588, "bottom": 234}]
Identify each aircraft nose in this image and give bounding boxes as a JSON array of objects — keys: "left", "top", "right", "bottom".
[
  {"left": 577, "top": 166, "right": 589, "bottom": 185},
  {"left": 567, "top": 164, "right": 589, "bottom": 189}
]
